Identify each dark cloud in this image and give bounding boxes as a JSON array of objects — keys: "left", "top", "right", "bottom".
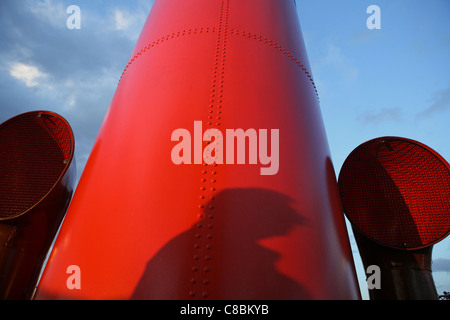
[
  {"left": 433, "top": 258, "right": 450, "bottom": 273},
  {"left": 357, "top": 107, "right": 403, "bottom": 125},
  {"left": 416, "top": 84, "right": 450, "bottom": 120},
  {"left": 0, "top": 0, "right": 152, "bottom": 183}
]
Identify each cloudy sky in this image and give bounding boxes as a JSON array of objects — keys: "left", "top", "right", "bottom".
[{"left": 0, "top": 0, "right": 449, "bottom": 299}]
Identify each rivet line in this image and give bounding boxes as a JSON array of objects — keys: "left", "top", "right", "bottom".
[
  {"left": 191, "top": 0, "right": 229, "bottom": 300},
  {"left": 119, "top": 27, "right": 217, "bottom": 83},
  {"left": 229, "top": 28, "right": 319, "bottom": 101}
]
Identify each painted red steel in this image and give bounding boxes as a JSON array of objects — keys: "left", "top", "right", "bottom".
[{"left": 35, "top": 0, "right": 360, "bottom": 299}]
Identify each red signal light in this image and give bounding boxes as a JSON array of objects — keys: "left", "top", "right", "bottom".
[
  {"left": 0, "top": 110, "right": 75, "bottom": 299},
  {"left": 0, "top": 111, "right": 74, "bottom": 219},
  {"left": 338, "top": 137, "right": 450, "bottom": 250}
]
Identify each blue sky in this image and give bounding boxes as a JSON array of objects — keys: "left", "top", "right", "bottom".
[
  {"left": 296, "top": 0, "right": 450, "bottom": 298},
  {"left": 0, "top": 0, "right": 448, "bottom": 299}
]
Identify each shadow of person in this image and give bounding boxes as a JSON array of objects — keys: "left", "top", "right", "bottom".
[{"left": 132, "top": 187, "right": 309, "bottom": 299}]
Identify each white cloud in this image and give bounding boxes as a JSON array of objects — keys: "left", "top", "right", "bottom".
[
  {"left": 9, "top": 62, "right": 48, "bottom": 87},
  {"left": 66, "top": 94, "right": 76, "bottom": 111},
  {"left": 114, "top": 9, "right": 130, "bottom": 31},
  {"left": 110, "top": 7, "right": 149, "bottom": 41},
  {"left": 28, "top": 0, "right": 66, "bottom": 28}
]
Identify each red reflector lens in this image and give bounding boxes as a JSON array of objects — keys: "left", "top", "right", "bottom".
[
  {"left": 338, "top": 137, "right": 450, "bottom": 250},
  {"left": 0, "top": 111, "right": 74, "bottom": 219}
]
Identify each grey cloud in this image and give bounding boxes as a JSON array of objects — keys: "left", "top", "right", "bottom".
[
  {"left": 0, "top": 0, "right": 152, "bottom": 184},
  {"left": 357, "top": 107, "right": 403, "bottom": 125},
  {"left": 433, "top": 258, "right": 450, "bottom": 273},
  {"left": 416, "top": 84, "right": 450, "bottom": 120}
]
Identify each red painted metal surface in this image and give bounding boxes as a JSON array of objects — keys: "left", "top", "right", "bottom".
[{"left": 35, "top": 0, "right": 360, "bottom": 299}]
